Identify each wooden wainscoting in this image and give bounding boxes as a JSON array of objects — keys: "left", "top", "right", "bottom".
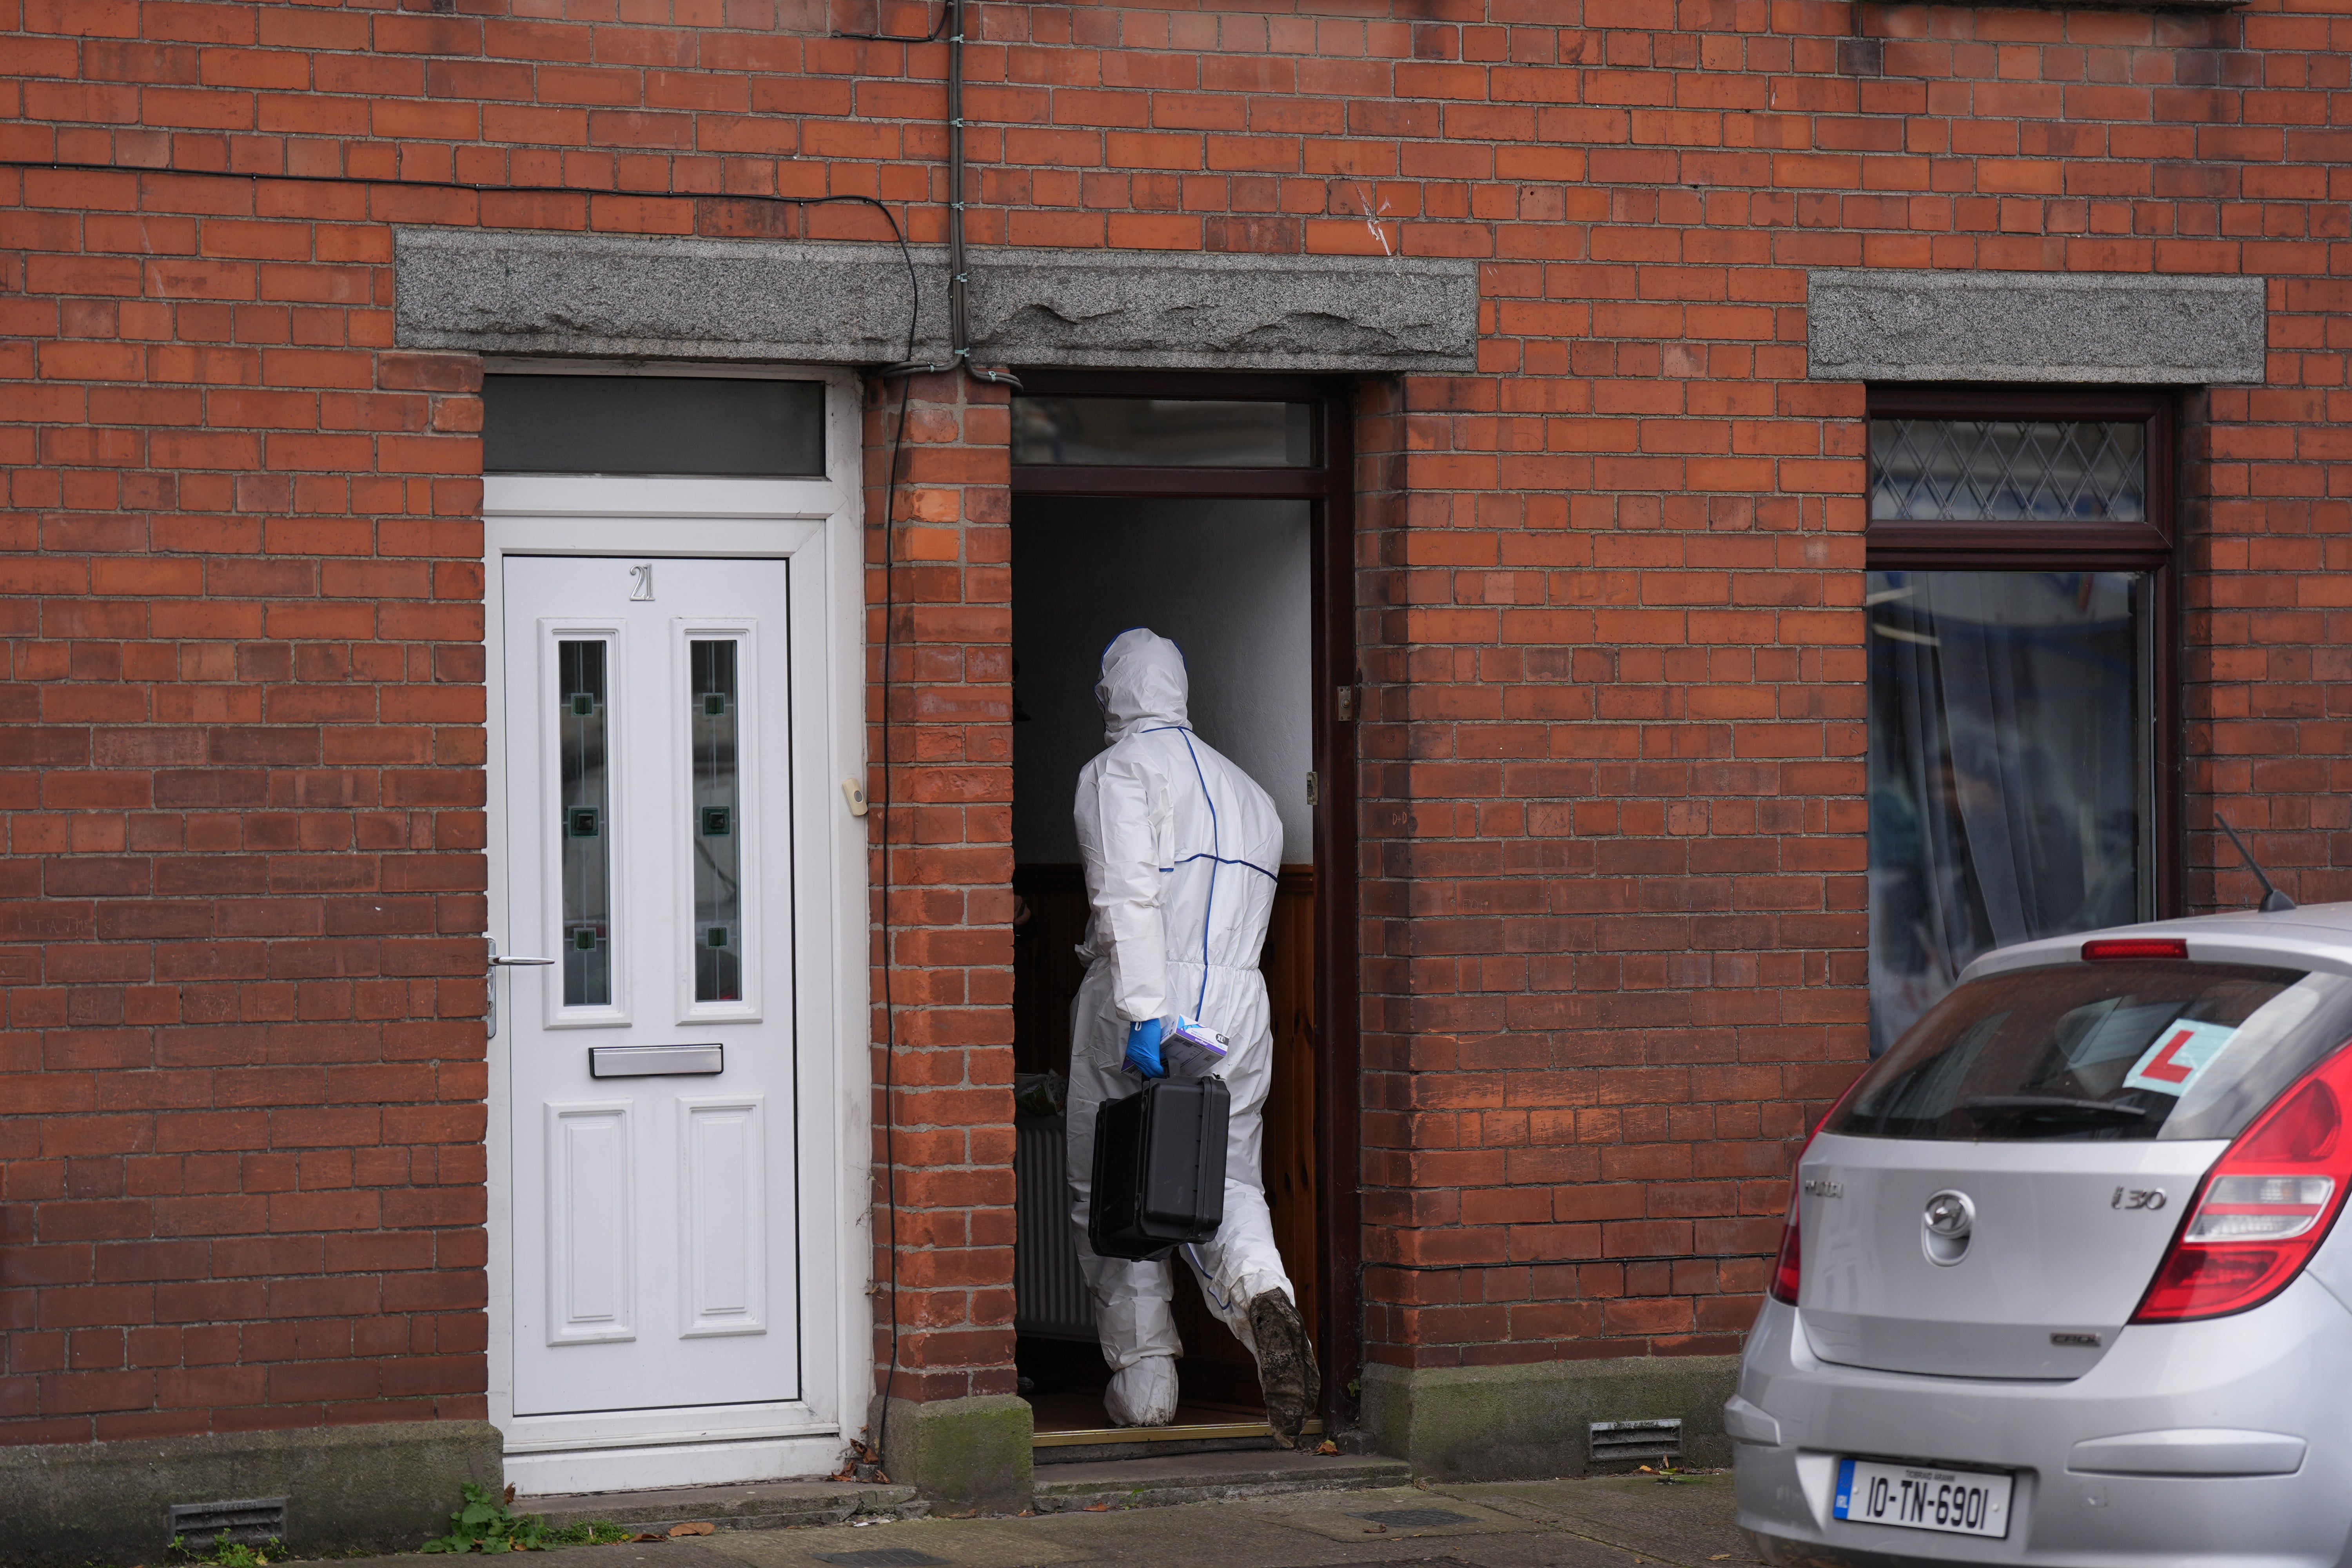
[
  {"left": 1011, "top": 863, "right": 1318, "bottom": 1410},
  {"left": 1255, "top": 865, "right": 1318, "bottom": 1339}
]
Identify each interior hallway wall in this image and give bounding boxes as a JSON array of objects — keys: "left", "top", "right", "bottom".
[{"left": 1011, "top": 497, "right": 1313, "bottom": 867}]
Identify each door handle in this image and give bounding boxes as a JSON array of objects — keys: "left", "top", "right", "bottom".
[{"left": 486, "top": 936, "right": 556, "bottom": 1040}]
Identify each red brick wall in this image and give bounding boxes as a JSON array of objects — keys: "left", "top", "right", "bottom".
[
  {"left": 1336, "top": 2, "right": 2328, "bottom": 1371},
  {"left": 862, "top": 370, "right": 1018, "bottom": 1405},
  {"left": 1352, "top": 363, "right": 1866, "bottom": 1367},
  {"left": 0, "top": 152, "right": 489, "bottom": 1435},
  {"left": 3, "top": 0, "right": 2345, "bottom": 1438}
]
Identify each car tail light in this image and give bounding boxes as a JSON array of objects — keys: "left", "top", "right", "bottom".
[
  {"left": 2083, "top": 937, "right": 2190, "bottom": 962},
  {"left": 2133, "top": 1042, "right": 2352, "bottom": 1322},
  {"left": 1769, "top": 1081, "right": 1864, "bottom": 1307},
  {"left": 1769, "top": 1191, "right": 1803, "bottom": 1305}
]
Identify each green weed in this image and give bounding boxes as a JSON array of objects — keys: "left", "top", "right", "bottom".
[
  {"left": 554, "top": 1525, "right": 636, "bottom": 1548},
  {"left": 171, "top": 1534, "right": 281, "bottom": 1568},
  {"left": 421, "top": 1483, "right": 626, "bottom": 1553}
]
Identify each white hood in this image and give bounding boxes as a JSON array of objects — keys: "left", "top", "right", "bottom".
[{"left": 1094, "top": 628, "right": 1189, "bottom": 744}]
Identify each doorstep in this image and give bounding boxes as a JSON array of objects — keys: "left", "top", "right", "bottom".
[
  {"left": 526, "top": 1479, "right": 925, "bottom": 1534},
  {"left": 1031, "top": 1448, "right": 1411, "bottom": 1512},
  {"left": 1032, "top": 1417, "right": 1325, "bottom": 1464}
]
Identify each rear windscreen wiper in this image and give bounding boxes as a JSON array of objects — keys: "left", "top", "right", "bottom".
[{"left": 1962, "top": 1094, "right": 2150, "bottom": 1133}]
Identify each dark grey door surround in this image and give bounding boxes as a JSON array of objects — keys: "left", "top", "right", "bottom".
[
  {"left": 393, "top": 227, "right": 1479, "bottom": 374},
  {"left": 1808, "top": 269, "right": 2267, "bottom": 384}
]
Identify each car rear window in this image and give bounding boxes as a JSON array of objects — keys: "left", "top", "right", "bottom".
[{"left": 1833, "top": 960, "right": 2352, "bottom": 1142}]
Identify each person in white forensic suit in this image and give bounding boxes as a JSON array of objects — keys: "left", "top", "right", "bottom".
[{"left": 1063, "top": 627, "right": 1320, "bottom": 1443}]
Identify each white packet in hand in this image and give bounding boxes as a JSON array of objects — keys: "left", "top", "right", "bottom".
[
  {"left": 1161, "top": 1015, "right": 1233, "bottom": 1079},
  {"left": 1171, "top": 1015, "right": 1230, "bottom": 1055}
]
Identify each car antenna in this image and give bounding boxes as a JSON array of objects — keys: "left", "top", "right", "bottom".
[{"left": 2215, "top": 813, "right": 2297, "bottom": 912}]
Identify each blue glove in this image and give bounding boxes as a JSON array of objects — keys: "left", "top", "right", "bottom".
[{"left": 1123, "top": 1017, "right": 1165, "bottom": 1079}]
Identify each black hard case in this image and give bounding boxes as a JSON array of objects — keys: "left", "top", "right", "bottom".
[{"left": 1087, "top": 1074, "right": 1230, "bottom": 1261}]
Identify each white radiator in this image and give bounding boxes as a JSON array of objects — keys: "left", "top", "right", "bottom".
[{"left": 1014, "top": 1114, "right": 1096, "bottom": 1341}]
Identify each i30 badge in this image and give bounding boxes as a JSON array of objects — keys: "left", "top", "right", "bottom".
[{"left": 1922, "top": 1189, "right": 1975, "bottom": 1266}]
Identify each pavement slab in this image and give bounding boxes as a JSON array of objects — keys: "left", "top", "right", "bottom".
[
  {"left": 699, "top": 1517, "right": 1093, "bottom": 1568},
  {"left": 1436, "top": 1476, "right": 1753, "bottom": 1567},
  {"left": 310, "top": 1475, "right": 1756, "bottom": 1568},
  {"left": 495, "top": 1542, "right": 746, "bottom": 1568},
  {"left": 1233, "top": 1487, "right": 1540, "bottom": 1546}
]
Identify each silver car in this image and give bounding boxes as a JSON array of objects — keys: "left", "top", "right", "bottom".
[{"left": 1733, "top": 905, "right": 2352, "bottom": 1566}]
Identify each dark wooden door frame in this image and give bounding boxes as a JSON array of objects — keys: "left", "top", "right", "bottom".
[{"left": 1009, "top": 369, "right": 1363, "bottom": 1424}]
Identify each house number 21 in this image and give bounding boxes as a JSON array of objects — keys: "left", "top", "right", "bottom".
[{"left": 629, "top": 564, "right": 654, "bottom": 602}]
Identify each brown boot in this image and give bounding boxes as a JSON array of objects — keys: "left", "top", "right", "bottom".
[{"left": 1248, "top": 1289, "right": 1320, "bottom": 1448}]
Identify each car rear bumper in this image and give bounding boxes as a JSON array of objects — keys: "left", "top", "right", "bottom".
[{"left": 1733, "top": 1280, "right": 2352, "bottom": 1567}]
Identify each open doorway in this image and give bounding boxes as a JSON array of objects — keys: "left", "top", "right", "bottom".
[{"left": 1005, "top": 376, "right": 1356, "bottom": 1454}]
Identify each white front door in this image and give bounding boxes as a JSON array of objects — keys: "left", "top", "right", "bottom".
[{"left": 503, "top": 555, "right": 799, "bottom": 1417}]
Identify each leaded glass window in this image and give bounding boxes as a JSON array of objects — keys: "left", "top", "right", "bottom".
[
  {"left": 558, "top": 639, "right": 613, "bottom": 1008},
  {"left": 1871, "top": 419, "right": 2146, "bottom": 522},
  {"left": 690, "top": 640, "right": 744, "bottom": 1004}
]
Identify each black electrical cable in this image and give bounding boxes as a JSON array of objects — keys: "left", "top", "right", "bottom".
[
  {"left": 946, "top": 0, "right": 971, "bottom": 373},
  {"left": 941, "top": 2, "right": 1020, "bottom": 392},
  {"left": 814, "top": 8, "right": 948, "bottom": 1469},
  {"left": 824, "top": 2, "right": 1020, "bottom": 389},
  {"left": 806, "top": 16, "right": 948, "bottom": 1457},
  {"left": 820, "top": 56, "right": 1020, "bottom": 1443},
  {"left": 826, "top": 0, "right": 1020, "bottom": 1472},
  {"left": 867, "top": 367, "right": 917, "bottom": 1472}
]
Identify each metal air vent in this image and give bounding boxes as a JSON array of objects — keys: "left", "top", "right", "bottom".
[
  {"left": 1589, "top": 1417, "right": 1682, "bottom": 1466},
  {"left": 167, "top": 1498, "right": 289, "bottom": 1547}
]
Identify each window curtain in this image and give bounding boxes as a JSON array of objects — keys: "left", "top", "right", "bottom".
[{"left": 1868, "top": 570, "right": 2144, "bottom": 1054}]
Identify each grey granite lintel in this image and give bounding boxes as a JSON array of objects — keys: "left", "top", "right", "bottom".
[
  {"left": 1808, "top": 268, "right": 2267, "bottom": 385},
  {"left": 394, "top": 227, "right": 1478, "bottom": 374}
]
